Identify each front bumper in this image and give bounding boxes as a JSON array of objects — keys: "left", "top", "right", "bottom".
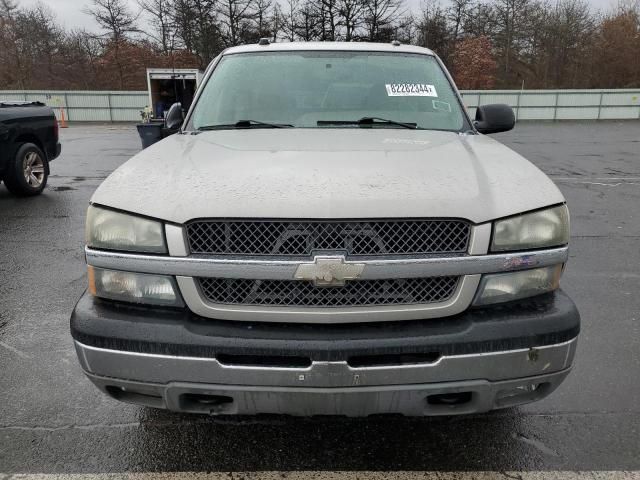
[
  {"left": 71, "top": 290, "right": 579, "bottom": 416},
  {"left": 82, "top": 368, "right": 572, "bottom": 416}
]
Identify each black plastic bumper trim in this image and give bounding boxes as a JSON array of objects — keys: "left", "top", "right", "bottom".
[{"left": 70, "top": 290, "right": 580, "bottom": 361}]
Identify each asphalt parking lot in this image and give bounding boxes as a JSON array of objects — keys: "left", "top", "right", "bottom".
[{"left": 1, "top": 122, "right": 639, "bottom": 476}]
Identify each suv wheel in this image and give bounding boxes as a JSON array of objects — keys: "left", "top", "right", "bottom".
[{"left": 3, "top": 143, "right": 49, "bottom": 196}]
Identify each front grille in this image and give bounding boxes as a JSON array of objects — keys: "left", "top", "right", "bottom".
[
  {"left": 186, "top": 220, "right": 471, "bottom": 256},
  {"left": 198, "top": 276, "right": 459, "bottom": 307}
]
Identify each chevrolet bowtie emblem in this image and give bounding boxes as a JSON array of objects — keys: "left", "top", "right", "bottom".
[{"left": 294, "top": 255, "right": 366, "bottom": 287}]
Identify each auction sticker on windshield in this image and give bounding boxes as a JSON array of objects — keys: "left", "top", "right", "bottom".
[{"left": 386, "top": 84, "right": 438, "bottom": 97}]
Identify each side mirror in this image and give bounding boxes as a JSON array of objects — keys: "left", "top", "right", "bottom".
[
  {"left": 474, "top": 104, "right": 515, "bottom": 134},
  {"left": 165, "top": 102, "right": 184, "bottom": 130}
]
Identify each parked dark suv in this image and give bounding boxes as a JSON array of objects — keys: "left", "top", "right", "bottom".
[{"left": 0, "top": 101, "right": 61, "bottom": 196}]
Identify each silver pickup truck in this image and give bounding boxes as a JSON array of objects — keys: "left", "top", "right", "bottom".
[{"left": 71, "top": 41, "right": 579, "bottom": 416}]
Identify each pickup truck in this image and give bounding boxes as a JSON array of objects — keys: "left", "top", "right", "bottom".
[
  {"left": 0, "top": 101, "right": 61, "bottom": 196},
  {"left": 71, "top": 42, "right": 580, "bottom": 416}
]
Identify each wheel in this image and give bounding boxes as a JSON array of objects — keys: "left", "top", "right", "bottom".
[{"left": 3, "top": 143, "right": 49, "bottom": 196}]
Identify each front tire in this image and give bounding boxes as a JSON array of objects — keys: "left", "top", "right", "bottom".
[{"left": 3, "top": 143, "right": 49, "bottom": 196}]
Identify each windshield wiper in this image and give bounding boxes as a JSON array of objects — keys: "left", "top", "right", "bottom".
[
  {"left": 197, "top": 120, "right": 294, "bottom": 131},
  {"left": 317, "top": 117, "right": 417, "bottom": 129}
]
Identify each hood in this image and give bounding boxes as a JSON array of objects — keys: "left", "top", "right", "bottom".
[{"left": 91, "top": 129, "right": 564, "bottom": 224}]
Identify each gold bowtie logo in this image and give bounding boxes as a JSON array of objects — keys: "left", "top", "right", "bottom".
[{"left": 294, "top": 256, "right": 365, "bottom": 287}]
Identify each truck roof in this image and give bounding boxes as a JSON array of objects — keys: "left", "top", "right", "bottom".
[
  {"left": 0, "top": 100, "right": 45, "bottom": 108},
  {"left": 222, "top": 41, "right": 436, "bottom": 57}
]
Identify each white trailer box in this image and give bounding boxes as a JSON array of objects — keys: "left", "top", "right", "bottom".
[{"left": 146, "top": 68, "right": 204, "bottom": 119}]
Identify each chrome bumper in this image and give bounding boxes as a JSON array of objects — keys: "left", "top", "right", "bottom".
[{"left": 75, "top": 338, "right": 577, "bottom": 416}]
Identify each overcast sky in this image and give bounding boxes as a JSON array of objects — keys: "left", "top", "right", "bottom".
[{"left": 20, "top": 0, "right": 618, "bottom": 32}]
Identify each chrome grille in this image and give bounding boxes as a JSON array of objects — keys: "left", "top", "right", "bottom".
[
  {"left": 198, "top": 277, "right": 460, "bottom": 307},
  {"left": 186, "top": 220, "right": 471, "bottom": 256}
]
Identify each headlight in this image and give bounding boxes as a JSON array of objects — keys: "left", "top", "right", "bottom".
[
  {"left": 492, "top": 205, "right": 570, "bottom": 252},
  {"left": 473, "top": 265, "right": 563, "bottom": 306},
  {"left": 86, "top": 205, "right": 166, "bottom": 253},
  {"left": 88, "top": 266, "right": 183, "bottom": 307}
]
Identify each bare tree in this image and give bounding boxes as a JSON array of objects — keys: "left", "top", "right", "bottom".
[
  {"left": 138, "top": 0, "right": 175, "bottom": 53},
  {"left": 363, "top": 0, "right": 404, "bottom": 41},
  {"left": 253, "top": 0, "right": 274, "bottom": 39},
  {"left": 23, "top": 4, "right": 65, "bottom": 85},
  {"left": 463, "top": 2, "right": 496, "bottom": 37},
  {"left": 338, "top": 0, "right": 365, "bottom": 40},
  {"left": 171, "top": 0, "right": 222, "bottom": 65},
  {"left": 296, "top": 0, "right": 322, "bottom": 40},
  {"left": 591, "top": 5, "right": 640, "bottom": 87},
  {"left": 0, "top": 0, "right": 17, "bottom": 15},
  {"left": 321, "top": 0, "right": 341, "bottom": 40},
  {"left": 616, "top": 0, "right": 640, "bottom": 14},
  {"left": 192, "top": 0, "right": 223, "bottom": 62},
  {"left": 66, "top": 29, "right": 104, "bottom": 88},
  {"left": 559, "top": 0, "right": 595, "bottom": 86},
  {"left": 447, "top": 0, "right": 474, "bottom": 41},
  {"left": 85, "top": 0, "right": 140, "bottom": 43},
  {"left": 415, "top": 0, "right": 451, "bottom": 62},
  {"left": 0, "top": 2, "right": 64, "bottom": 89},
  {"left": 281, "top": 0, "right": 300, "bottom": 40},
  {"left": 492, "top": 0, "right": 540, "bottom": 84},
  {"left": 394, "top": 14, "right": 417, "bottom": 42},
  {"left": 0, "top": 0, "right": 21, "bottom": 87},
  {"left": 1, "top": 0, "right": 639, "bottom": 91},
  {"left": 270, "top": 2, "right": 285, "bottom": 41},
  {"left": 172, "top": 0, "right": 195, "bottom": 52},
  {"left": 84, "top": 0, "right": 141, "bottom": 88},
  {"left": 218, "top": 0, "right": 257, "bottom": 45}
]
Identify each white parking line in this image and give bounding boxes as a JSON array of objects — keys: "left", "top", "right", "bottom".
[
  {"left": 551, "top": 177, "right": 640, "bottom": 187},
  {"left": 5, "top": 472, "right": 640, "bottom": 479},
  {"left": 552, "top": 177, "right": 640, "bottom": 184},
  {"left": 552, "top": 177, "right": 640, "bottom": 181}
]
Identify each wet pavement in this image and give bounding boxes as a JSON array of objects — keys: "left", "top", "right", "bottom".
[{"left": 0, "top": 122, "right": 639, "bottom": 474}]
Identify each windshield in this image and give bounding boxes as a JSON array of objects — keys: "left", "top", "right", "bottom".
[{"left": 188, "top": 51, "right": 469, "bottom": 132}]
